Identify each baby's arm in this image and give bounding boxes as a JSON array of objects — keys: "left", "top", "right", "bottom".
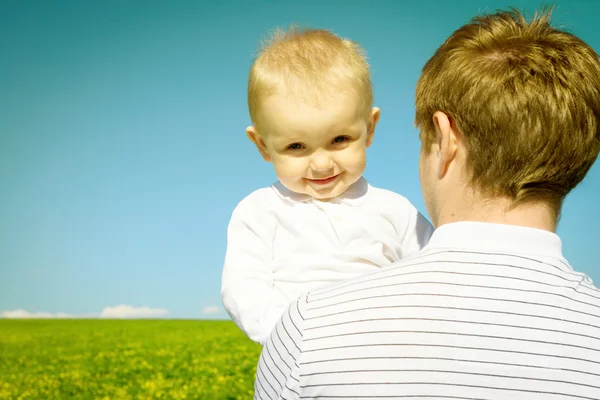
[
  {"left": 221, "top": 192, "right": 279, "bottom": 344},
  {"left": 401, "top": 204, "right": 434, "bottom": 256},
  {"left": 380, "top": 189, "right": 434, "bottom": 257}
]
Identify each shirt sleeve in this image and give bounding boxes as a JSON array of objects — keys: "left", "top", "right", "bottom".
[
  {"left": 221, "top": 192, "right": 281, "bottom": 344},
  {"left": 254, "top": 294, "right": 306, "bottom": 400},
  {"left": 401, "top": 204, "right": 434, "bottom": 257}
]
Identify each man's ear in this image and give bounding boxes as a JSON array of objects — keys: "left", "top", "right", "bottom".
[
  {"left": 432, "top": 111, "right": 459, "bottom": 179},
  {"left": 246, "top": 126, "right": 271, "bottom": 162},
  {"left": 365, "top": 107, "right": 381, "bottom": 148}
]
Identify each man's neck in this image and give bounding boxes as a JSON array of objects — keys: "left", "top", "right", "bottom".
[{"left": 436, "top": 196, "right": 558, "bottom": 232}]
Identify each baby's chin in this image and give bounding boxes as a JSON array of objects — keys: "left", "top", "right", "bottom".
[
  {"left": 278, "top": 174, "right": 358, "bottom": 200},
  {"left": 306, "top": 184, "right": 351, "bottom": 201}
]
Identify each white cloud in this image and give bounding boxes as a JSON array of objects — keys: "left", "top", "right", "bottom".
[
  {"left": 202, "top": 305, "right": 222, "bottom": 315},
  {"left": 1, "top": 309, "right": 74, "bottom": 319},
  {"left": 1, "top": 305, "right": 168, "bottom": 319},
  {"left": 100, "top": 305, "right": 168, "bottom": 319}
]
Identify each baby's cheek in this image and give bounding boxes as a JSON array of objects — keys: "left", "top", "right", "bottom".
[
  {"left": 273, "top": 157, "right": 306, "bottom": 179},
  {"left": 341, "top": 147, "right": 367, "bottom": 171}
]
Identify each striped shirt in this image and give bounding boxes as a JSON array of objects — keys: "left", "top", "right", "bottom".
[{"left": 254, "top": 221, "right": 600, "bottom": 400}]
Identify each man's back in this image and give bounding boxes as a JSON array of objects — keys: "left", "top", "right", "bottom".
[{"left": 255, "top": 222, "right": 600, "bottom": 399}]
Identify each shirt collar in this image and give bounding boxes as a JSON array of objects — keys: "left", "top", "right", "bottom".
[
  {"left": 272, "top": 177, "right": 369, "bottom": 207},
  {"left": 425, "top": 221, "right": 564, "bottom": 260}
]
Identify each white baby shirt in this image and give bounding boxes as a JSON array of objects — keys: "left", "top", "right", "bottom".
[{"left": 221, "top": 177, "right": 433, "bottom": 344}]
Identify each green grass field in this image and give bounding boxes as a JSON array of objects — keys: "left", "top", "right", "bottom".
[{"left": 0, "top": 320, "right": 262, "bottom": 399}]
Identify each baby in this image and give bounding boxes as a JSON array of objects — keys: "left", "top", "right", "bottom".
[{"left": 222, "top": 28, "right": 433, "bottom": 344}]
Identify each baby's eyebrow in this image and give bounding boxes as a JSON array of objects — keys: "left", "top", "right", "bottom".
[
  {"left": 281, "top": 138, "right": 303, "bottom": 144},
  {"left": 330, "top": 127, "right": 361, "bottom": 137}
]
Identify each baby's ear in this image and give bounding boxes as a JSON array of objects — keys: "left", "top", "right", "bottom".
[
  {"left": 366, "top": 107, "right": 381, "bottom": 147},
  {"left": 246, "top": 126, "right": 272, "bottom": 162}
]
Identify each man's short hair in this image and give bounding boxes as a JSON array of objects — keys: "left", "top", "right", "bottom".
[
  {"left": 248, "top": 27, "right": 373, "bottom": 131},
  {"left": 415, "top": 8, "right": 600, "bottom": 210}
]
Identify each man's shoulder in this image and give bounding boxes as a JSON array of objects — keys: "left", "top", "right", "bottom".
[{"left": 306, "top": 251, "right": 428, "bottom": 302}]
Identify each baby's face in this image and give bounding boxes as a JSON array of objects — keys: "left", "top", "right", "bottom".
[{"left": 249, "top": 91, "right": 380, "bottom": 200}]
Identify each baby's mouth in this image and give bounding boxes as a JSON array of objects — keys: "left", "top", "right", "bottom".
[{"left": 307, "top": 174, "right": 340, "bottom": 185}]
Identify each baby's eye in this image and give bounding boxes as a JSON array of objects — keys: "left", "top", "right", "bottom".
[
  {"left": 287, "top": 143, "right": 304, "bottom": 150},
  {"left": 333, "top": 136, "right": 349, "bottom": 143}
]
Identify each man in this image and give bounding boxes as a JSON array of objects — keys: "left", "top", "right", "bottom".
[{"left": 254, "top": 8, "right": 600, "bottom": 400}]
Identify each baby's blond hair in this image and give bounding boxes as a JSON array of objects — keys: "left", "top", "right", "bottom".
[{"left": 248, "top": 27, "right": 373, "bottom": 130}]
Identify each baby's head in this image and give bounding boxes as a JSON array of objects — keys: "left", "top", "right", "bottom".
[{"left": 246, "top": 27, "right": 380, "bottom": 200}]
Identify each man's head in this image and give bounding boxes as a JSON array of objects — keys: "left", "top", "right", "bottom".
[
  {"left": 245, "top": 27, "right": 380, "bottom": 200},
  {"left": 415, "top": 8, "right": 600, "bottom": 227}
]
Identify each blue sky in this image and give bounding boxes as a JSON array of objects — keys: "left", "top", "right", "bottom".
[{"left": 1, "top": 0, "right": 598, "bottom": 319}]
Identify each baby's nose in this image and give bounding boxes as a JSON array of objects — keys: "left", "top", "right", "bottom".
[{"left": 309, "top": 153, "right": 334, "bottom": 171}]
